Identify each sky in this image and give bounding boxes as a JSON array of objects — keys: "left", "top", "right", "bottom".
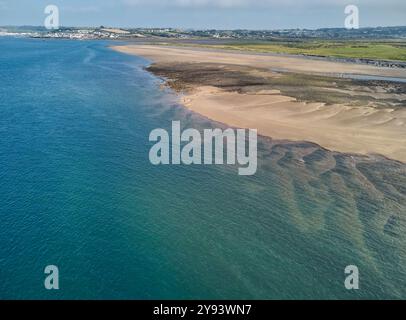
[{"left": 0, "top": 0, "right": 405, "bottom": 29}]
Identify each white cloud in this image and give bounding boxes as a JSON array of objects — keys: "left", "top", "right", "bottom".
[
  {"left": 62, "top": 6, "right": 100, "bottom": 13},
  {"left": 123, "top": 0, "right": 242, "bottom": 7},
  {"left": 122, "top": 0, "right": 404, "bottom": 8},
  {"left": 123, "top": 0, "right": 311, "bottom": 8}
]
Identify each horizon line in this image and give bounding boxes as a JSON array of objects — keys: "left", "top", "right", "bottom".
[{"left": 2, "top": 25, "right": 406, "bottom": 31}]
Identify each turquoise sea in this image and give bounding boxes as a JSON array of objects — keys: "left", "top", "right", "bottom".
[{"left": 0, "top": 37, "right": 405, "bottom": 299}]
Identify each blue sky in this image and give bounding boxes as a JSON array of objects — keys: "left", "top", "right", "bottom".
[{"left": 0, "top": 0, "right": 405, "bottom": 29}]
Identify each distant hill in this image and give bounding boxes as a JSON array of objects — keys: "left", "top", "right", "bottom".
[{"left": 1, "top": 25, "right": 406, "bottom": 40}]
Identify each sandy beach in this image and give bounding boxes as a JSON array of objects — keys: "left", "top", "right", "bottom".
[{"left": 113, "top": 45, "right": 406, "bottom": 162}]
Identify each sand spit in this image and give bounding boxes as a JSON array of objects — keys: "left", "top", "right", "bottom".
[{"left": 113, "top": 45, "right": 406, "bottom": 162}]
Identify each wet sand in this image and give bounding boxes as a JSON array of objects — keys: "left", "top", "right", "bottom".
[{"left": 112, "top": 45, "right": 406, "bottom": 163}]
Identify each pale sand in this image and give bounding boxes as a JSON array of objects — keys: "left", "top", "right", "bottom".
[
  {"left": 101, "top": 28, "right": 130, "bottom": 34},
  {"left": 113, "top": 45, "right": 406, "bottom": 162},
  {"left": 114, "top": 45, "right": 406, "bottom": 78}
]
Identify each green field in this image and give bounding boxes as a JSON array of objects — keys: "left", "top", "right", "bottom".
[{"left": 171, "top": 40, "right": 406, "bottom": 61}]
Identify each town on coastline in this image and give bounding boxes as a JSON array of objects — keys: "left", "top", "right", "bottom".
[
  {"left": 2, "top": 25, "right": 406, "bottom": 69},
  {"left": 1, "top": 25, "right": 406, "bottom": 40}
]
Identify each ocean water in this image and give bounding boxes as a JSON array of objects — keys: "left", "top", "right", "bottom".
[{"left": 0, "top": 37, "right": 405, "bottom": 300}]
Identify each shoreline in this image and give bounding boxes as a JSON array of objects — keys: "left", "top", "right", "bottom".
[
  {"left": 112, "top": 44, "right": 406, "bottom": 163},
  {"left": 135, "top": 43, "right": 406, "bottom": 70}
]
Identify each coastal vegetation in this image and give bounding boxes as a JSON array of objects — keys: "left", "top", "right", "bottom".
[{"left": 165, "top": 40, "right": 406, "bottom": 62}]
